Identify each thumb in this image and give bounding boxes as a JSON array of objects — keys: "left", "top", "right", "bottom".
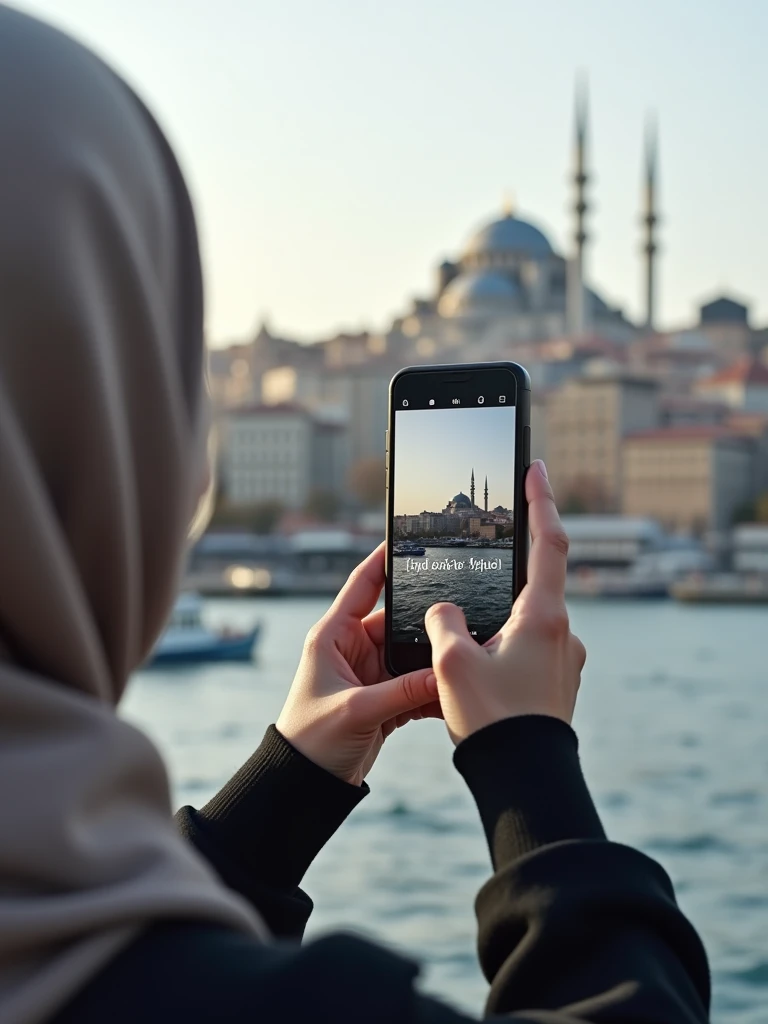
[
  {"left": 424, "top": 601, "right": 474, "bottom": 653},
  {"left": 353, "top": 669, "right": 438, "bottom": 726},
  {"left": 424, "top": 602, "right": 479, "bottom": 682}
]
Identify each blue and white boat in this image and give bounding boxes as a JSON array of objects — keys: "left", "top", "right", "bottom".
[
  {"left": 393, "top": 542, "right": 426, "bottom": 556},
  {"left": 148, "top": 593, "right": 260, "bottom": 666}
]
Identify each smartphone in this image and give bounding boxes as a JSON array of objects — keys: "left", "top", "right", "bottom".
[{"left": 385, "top": 361, "right": 531, "bottom": 676}]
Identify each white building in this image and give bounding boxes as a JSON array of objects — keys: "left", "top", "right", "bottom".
[{"left": 224, "top": 404, "right": 347, "bottom": 508}]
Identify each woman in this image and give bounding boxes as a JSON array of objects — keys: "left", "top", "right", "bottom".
[{"left": 0, "top": 7, "right": 709, "bottom": 1023}]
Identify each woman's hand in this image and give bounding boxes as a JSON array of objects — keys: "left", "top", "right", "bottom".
[
  {"left": 425, "top": 460, "right": 586, "bottom": 745},
  {"left": 276, "top": 545, "right": 441, "bottom": 786}
]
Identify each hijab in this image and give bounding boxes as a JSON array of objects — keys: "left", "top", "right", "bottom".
[{"left": 0, "top": 7, "right": 266, "bottom": 1022}]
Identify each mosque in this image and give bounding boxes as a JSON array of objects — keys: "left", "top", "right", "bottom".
[
  {"left": 442, "top": 470, "right": 512, "bottom": 521},
  {"left": 391, "top": 85, "right": 660, "bottom": 359}
]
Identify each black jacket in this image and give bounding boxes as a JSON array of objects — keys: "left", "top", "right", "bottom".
[{"left": 54, "top": 716, "right": 710, "bottom": 1022}]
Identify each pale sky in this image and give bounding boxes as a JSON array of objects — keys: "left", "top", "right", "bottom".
[
  {"left": 394, "top": 407, "right": 516, "bottom": 515},
  {"left": 17, "top": 0, "right": 768, "bottom": 344}
]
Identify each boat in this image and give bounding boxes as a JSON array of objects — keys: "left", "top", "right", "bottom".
[
  {"left": 393, "top": 542, "right": 426, "bottom": 556},
  {"left": 671, "top": 573, "right": 768, "bottom": 604},
  {"left": 147, "top": 593, "right": 260, "bottom": 666}
]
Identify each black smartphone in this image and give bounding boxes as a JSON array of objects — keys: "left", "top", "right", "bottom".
[{"left": 385, "top": 361, "right": 531, "bottom": 676}]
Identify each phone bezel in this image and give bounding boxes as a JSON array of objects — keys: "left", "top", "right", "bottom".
[{"left": 384, "top": 361, "right": 531, "bottom": 676}]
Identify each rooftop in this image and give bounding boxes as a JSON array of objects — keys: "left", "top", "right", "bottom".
[
  {"left": 566, "top": 371, "right": 658, "bottom": 389},
  {"left": 697, "top": 356, "right": 768, "bottom": 388},
  {"left": 659, "top": 395, "right": 730, "bottom": 414},
  {"left": 463, "top": 211, "right": 553, "bottom": 260},
  {"left": 626, "top": 425, "right": 752, "bottom": 443}
]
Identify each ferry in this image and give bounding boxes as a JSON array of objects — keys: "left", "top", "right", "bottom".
[
  {"left": 393, "top": 542, "right": 426, "bottom": 556},
  {"left": 147, "top": 593, "right": 260, "bottom": 666}
]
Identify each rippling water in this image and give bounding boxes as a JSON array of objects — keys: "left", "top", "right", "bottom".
[
  {"left": 392, "top": 547, "right": 514, "bottom": 639},
  {"left": 124, "top": 598, "right": 768, "bottom": 1023}
]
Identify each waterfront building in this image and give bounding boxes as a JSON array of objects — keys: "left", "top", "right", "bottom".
[
  {"left": 546, "top": 373, "right": 659, "bottom": 513},
  {"left": 622, "top": 426, "right": 756, "bottom": 533},
  {"left": 224, "top": 404, "right": 347, "bottom": 509}
]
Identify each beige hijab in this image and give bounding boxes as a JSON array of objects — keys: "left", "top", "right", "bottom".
[{"left": 0, "top": 7, "right": 266, "bottom": 1023}]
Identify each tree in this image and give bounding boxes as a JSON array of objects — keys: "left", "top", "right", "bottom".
[
  {"left": 558, "top": 475, "right": 610, "bottom": 515},
  {"left": 348, "top": 456, "right": 385, "bottom": 508},
  {"left": 249, "top": 500, "right": 285, "bottom": 534},
  {"left": 756, "top": 493, "right": 768, "bottom": 522},
  {"left": 304, "top": 489, "right": 341, "bottom": 523},
  {"left": 732, "top": 500, "right": 756, "bottom": 526},
  {"left": 732, "top": 493, "right": 768, "bottom": 525},
  {"left": 209, "top": 495, "right": 284, "bottom": 534}
]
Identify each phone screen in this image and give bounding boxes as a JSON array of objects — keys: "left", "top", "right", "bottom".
[{"left": 387, "top": 364, "right": 527, "bottom": 671}]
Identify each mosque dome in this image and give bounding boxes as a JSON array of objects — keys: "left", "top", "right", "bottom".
[
  {"left": 438, "top": 270, "right": 521, "bottom": 319},
  {"left": 451, "top": 492, "right": 472, "bottom": 508},
  {"left": 463, "top": 212, "right": 553, "bottom": 262}
]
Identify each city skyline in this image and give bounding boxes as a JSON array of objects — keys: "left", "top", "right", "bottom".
[
  {"left": 20, "top": 0, "right": 768, "bottom": 343},
  {"left": 393, "top": 407, "right": 516, "bottom": 516}
]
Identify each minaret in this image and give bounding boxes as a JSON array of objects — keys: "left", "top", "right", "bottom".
[
  {"left": 470, "top": 469, "right": 475, "bottom": 508},
  {"left": 484, "top": 476, "right": 488, "bottom": 512},
  {"left": 642, "top": 116, "right": 659, "bottom": 332},
  {"left": 566, "top": 77, "right": 589, "bottom": 336}
]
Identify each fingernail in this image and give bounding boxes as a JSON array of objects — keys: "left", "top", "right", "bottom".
[
  {"left": 425, "top": 672, "right": 437, "bottom": 695},
  {"left": 537, "top": 460, "right": 548, "bottom": 480}
]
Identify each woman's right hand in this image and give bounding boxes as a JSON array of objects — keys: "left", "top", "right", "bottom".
[{"left": 425, "top": 460, "right": 586, "bottom": 745}]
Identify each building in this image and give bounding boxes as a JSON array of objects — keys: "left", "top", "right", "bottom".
[
  {"left": 333, "top": 365, "right": 393, "bottom": 468},
  {"left": 697, "top": 296, "right": 752, "bottom": 357},
  {"left": 391, "top": 203, "right": 633, "bottom": 361},
  {"left": 439, "top": 471, "right": 511, "bottom": 520},
  {"left": 659, "top": 394, "right": 730, "bottom": 428},
  {"left": 622, "top": 426, "right": 756, "bottom": 533},
  {"left": 629, "top": 330, "right": 721, "bottom": 394},
  {"left": 396, "top": 470, "right": 512, "bottom": 537},
  {"left": 396, "top": 512, "right": 462, "bottom": 536},
  {"left": 223, "top": 404, "right": 347, "bottom": 509},
  {"left": 693, "top": 356, "right": 768, "bottom": 412},
  {"left": 546, "top": 373, "right": 659, "bottom": 512},
  {"left": 384, "top": 84, "right": 659, "bottom": 360},
  {"left": 726, "top": 412, "right": 768, "bottom": 492},
  {"left": 208, "top": 344, "right": 256, "bottom": 409}
]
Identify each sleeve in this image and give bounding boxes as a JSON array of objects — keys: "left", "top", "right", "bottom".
[
  {"left": 168, "top": 718, "right": 711, "bottom": 1023},
  {"left": 175, "top": 724, "right": 367, "bottom": 939},
  {"left": 449, "top": 715, "right": 711, "bottom": 1022}
]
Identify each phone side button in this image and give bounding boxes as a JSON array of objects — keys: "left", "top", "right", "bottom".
[{"left": 523, "top": 425, "right": 531, "bottom": 467}]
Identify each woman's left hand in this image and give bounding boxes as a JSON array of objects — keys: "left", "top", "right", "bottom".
[{"left": 276, "top": 544, "right": 442, "bottom": 786}]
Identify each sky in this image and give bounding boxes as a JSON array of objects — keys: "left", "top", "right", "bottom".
[
  {"left": 394, "top": 406, "right": 516, "bottom": 515},
  {"left": 17, "top": 0, "right": 768, "bottom": 345}
]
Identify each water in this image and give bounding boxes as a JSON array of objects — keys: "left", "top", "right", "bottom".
[
  {"left": 123, "top": 598, "right": 768, "bottom": 1023},
  {"left": 392, "top": 547, "right": 514, "bottom": 639}
]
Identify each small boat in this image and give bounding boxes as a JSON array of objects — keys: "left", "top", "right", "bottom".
[
  {"left": 147, "top": 593, "right": 260, "bottom": 666},
  {"left": 393, "top": 542, "right": 426, "bottom": 556}
]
